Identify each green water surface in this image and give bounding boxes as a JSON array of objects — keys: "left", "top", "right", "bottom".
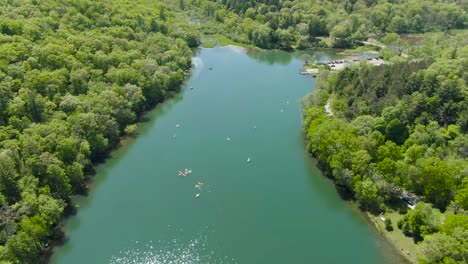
[{"left": 50, "top": 47, "right": 405, "bottom": 264}]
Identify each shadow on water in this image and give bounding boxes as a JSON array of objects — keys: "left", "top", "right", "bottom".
[
  {"left": 245, "top": 48, "right": 350, "bottom": 66},
  {"left": 83, "top": 91, "right": 185, "bottom": 196},
  {"left": 246, "top": 49, "right": 293, "bottom": 65},
  {"left": 43, "top": 91, "right": 188, "bottom": 264}
]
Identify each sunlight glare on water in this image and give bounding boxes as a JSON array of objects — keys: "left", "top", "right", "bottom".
[{"left": 110, "top": 232, "right": 236, "bottom": 264}]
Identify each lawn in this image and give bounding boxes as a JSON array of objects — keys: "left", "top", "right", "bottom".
[
  {"left": 370, "top": 210, "right": 423, "bottom": 263},
  {"left": 211, "top": 34, "right": 252, "bottom": 48},
  {"left": 201, "top": 38, "right": 217, "bottom": 48}
]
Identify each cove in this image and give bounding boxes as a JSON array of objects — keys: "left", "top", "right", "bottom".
[{"left": 50, "top": 47, "right": 406, "bottom": 264}]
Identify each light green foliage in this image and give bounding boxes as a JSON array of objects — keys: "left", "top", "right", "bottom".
[
  {"left": 185, "top": 0, "right": 466, "bottom": 49},
  {"left": 0, "top": 0, "right": 197, "bottom": 262},
  {"left": 382, "top": 33, "right": 400, "bottom": 45},
  {"left": 454, "top": 178, "right": 468, "bottom": 210},
  {"left": 124, "top": 124, "right": 138, "bottom": 136},
  {"left": 401, "top": 203, "right": 442, "bottom": 238},
  {"left": 302, "top": 34, "right": 468, "bottom": 262},
  {"left": 439, "top": 214, "right": 468, "bottom": 235},
  {"left": 420, "top": 230, "right": 468, "bottom": 264},
  {"left": 355, "top": 177, "right": 383, "bottom": 212}
]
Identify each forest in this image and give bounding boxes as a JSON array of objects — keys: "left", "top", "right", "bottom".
[
  {"left": 0, "top": 0, "right": 199, "bottom": 263},
  {"left": 303, "top": 34, "right": 468, "bottom": 263},
  {"left": 182, "top": 0, "right": 467, "bottom": 48},
  {"left": 0, "top": 0, "right": 467, "bottom": 263}
]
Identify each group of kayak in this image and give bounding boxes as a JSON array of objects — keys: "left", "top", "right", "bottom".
[
  {"left": 174, "top": 121, "right": 255, "bottom": 199},
  {"left": 177, "top": 168, "right": 203, "bottom": 198},
  {"left": 178, "top": 168, "right": 192, "bottom": 176}
]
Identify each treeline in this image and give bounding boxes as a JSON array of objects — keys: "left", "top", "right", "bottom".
[
  {"left": 303, "top": 46, "right": 468, "bottom": 263},
  {"left": 183, "top": 0, "right": 467, "bottom": 48},
  {"left": 0, "top": 0, "right": 199, "bottom": 262}
]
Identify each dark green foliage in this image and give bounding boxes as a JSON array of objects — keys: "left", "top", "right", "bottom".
[
  {"left": 0, "top": 0, "right": 197, "bottom": 262},
  {"left": 303, "top": 44, "right": 468, "bottom": 263},
  {"left": 384, "top": 218, "right": 393, "bottom": 231},
  {"left": 187, "top": 0, "right": 467, "bottom": 49}
]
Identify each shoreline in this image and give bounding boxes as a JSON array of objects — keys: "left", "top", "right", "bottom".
[
  {"left": 366, "top": 209, "right": 422, "bottom": 263},
  {"left": 46, "top": 45, "right": 407, "bottom": 263},
  {"left": 303, "top": 143, "right": 418, "bottom": 264},
  {"left": 39, "top": 77, "right": 191, "bottom": 263},
  {"left": 365, "top": 212, "right": 417, "bottom": 264}
]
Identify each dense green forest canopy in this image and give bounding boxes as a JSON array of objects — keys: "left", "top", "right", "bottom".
[
  {"left": 183, "top": 0, "right": 467, "bottom": 48},
  {"left": 0, "top": 0, "right": 199, "bottom": 262},
  {"left": 0, "top": 0, "right": 467, "bottom": 263},
  {"left": 303, "top": 35, "right": 468, "bottom": 263}
]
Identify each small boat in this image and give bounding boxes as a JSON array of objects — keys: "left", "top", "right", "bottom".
[
  {"left": 176, "top": 124, "right": 180, "bottom": 128},
  {"left": 195, "top": 193, "right": 201, "bottom": 198},
  {"left": 280, "top": 109, "right": 283, "bottom": 113},
  {"left": 226, "top": 137, "right": 230, "bottom": 141},
  {"left": 190, "top": 86, "right": 194, "bottom": 89},
  {"left": 195, "top": 182, "right": 204, "bottom": 189},
  {"left": 247, "top": 157, "right": 251, "bottom": 163},
  {"left": 173, "top": 134, "right": 176, "bottom": 139},
  {"left": 184, "top": 168, "right": 192, "bottom": 175},
  {"left": 178, "top": 171, "right": 186, "bottom": 176}
]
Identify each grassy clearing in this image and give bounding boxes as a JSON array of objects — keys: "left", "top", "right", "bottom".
[
  {"left": 399, "top": 30, "right": 468, "bottom": 48},
  {"left": 201, "top": 38, "right": 217, "bottom": 48},
  {"left": 211, "top": 34, "right": 252, "bottom": 48},
  {"left": 339, "top": 46, "right": 379, "bottom": 56},
  {"left": 369, "top": 210, "right": 422, "bottom": 263}
]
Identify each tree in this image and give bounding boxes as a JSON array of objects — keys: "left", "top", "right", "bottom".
[
  {"left": 0, "top": 0, "right": 196, "bottom": 261},
  {"left": 421, "top": 229, "right": 468, "bottom": 264},
  {"left": 330, "top": 22, "right": 352, "bottom": 48},
  {"left": 355, "top": 177, "right": 382, "bottom": 212},
  {"left": 418, "top": 158, "right": 457, "bottom": 210},
  {"left": 404, "top": 203, "right": 442, "bottom": 239},
  {"left": 275, "top": 28, "right": 295, "bottom": 49},
  {"left": 252, "top": 24, "right": 272, "bottom": 48},
  {"left": 0, "top": 153, "right": 19, "bottom": 203},
  {"left": 454, "top": 178, "right": 468, "bottom": 210},
  {"left": 385, "top": 118, "right": 409, "bottom": 144},
  {"left": 385, "top": 218, "right": 393, "bottom": 231}
]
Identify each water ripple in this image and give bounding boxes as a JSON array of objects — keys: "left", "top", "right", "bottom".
[{"left": 109, "top": 234, "right": 236, "bottom": 264}]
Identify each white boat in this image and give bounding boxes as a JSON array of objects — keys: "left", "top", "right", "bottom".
[
  {"left": 176, "top": 124, "right": 180, "bottom": 128},
  {"left": 195, "top": 193, "right": 201, "bottom": 198},
  {"left": 247, "top": 157, "right": 251, "bottom": 162},
  {"left": 226, "top": 137, "right": 230, "bottom": 141}
]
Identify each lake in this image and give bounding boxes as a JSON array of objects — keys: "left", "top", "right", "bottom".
[{"left": 50, "top": 47, "right": 405, "bottom": 264}]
